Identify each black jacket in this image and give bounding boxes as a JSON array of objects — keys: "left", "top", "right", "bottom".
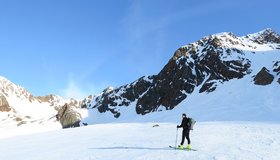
[{"left": 178, "top": 117, "right": 191, "bottom": 130}]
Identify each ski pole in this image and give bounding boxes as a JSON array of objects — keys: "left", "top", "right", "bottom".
[{"left": 175, "top": 128, "right": 178, "bottom": 149}]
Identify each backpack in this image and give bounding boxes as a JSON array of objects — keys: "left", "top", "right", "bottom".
[{"left": 187, "top": 117, "right": 196, "bottom": 130}]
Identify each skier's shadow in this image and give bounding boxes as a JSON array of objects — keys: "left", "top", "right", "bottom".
[{"left": 89, "top": 146, "right": 171, "bottom": 151}]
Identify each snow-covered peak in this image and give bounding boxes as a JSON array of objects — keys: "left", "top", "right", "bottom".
[
  {"left": 182, "top": 31, "right": 240, "bottom": 48},
  {"left": 204, "top": 28, "right": 280, "bottom": 48},
  {"left": 0, "top": 76, "right": 34, "bottom": 102},
  {"left": 243, "top": 28, "right": 280, "bottom": 44},
  {"left": 174, "top": 29, "right": 280, "bottom": 61},
  {"left": 0, "top": 76, "right": 71, "bottom": 107},
  {"left": 255, "top": 28, "right": 276, "bottom": 35},
  {"left": 212, "top": 31, "right": 237, "bottom": 39},
  {"left": 102, "top": 86, "right": 114, "bottom": 94},
  {"left": 210, "top": 32, "right": 243, "bottom": 47},
  {"left": 0, "top": 76, "right": 9, "bottom": 82},
  {"left": 0, "top": 76, "right": 16, "bottom": 88}
]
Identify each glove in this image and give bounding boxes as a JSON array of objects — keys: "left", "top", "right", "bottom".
[{"left": 177, "top": 125, "right": 180, "bottom": 128}]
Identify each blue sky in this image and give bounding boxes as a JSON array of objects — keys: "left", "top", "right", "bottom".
[{"left": 0, "top": 0, "right": 279, "bottom": 99}]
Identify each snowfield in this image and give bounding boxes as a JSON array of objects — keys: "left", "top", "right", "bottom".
[{"left": 1, "top": 122, "right": 279, "bottom": 160}]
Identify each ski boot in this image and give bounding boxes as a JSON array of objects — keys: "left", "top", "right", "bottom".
[
  {"left": 186, "top": 144, "right": 191, "bottom": 150},
  {"left": 178, "top": 145, "right": 184, "bottom": 149}
]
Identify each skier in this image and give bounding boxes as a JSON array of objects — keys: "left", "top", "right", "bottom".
[{"left": 177, "top": 113, "right": 191, "bottom": 149}]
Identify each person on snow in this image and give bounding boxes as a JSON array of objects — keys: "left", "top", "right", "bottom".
[{"left": 177, "top": 113, "right": 191, "bottom": 149}]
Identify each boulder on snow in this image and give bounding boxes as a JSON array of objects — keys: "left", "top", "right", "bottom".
[
  {"left": 0, "top": 95, "right": 11, "bottom": 112},
  {"left": 56, "top": 104, "right": 82, "bottom": 129},
  {"left": 152, "top": 124, "right": 159, "bottom": 127},
  {"left": 253, "top": 67, "right": 274, "bottom": 85}
]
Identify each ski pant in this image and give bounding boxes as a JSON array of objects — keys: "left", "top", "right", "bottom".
[{"left": 180, "top": 129, "right": 190, "bottom": 145}]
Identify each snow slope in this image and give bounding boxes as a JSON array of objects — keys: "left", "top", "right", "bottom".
[{"left": 0, "top": 122, "right": 279, "bottom": 160}]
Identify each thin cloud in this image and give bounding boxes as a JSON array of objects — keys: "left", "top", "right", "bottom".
[
  {"left": 60, "top": 73, "right": 93, "bottom": 100},
  {"left": 60, "top": 79, "right": 89, "bottom": 100},
  {"left": 60, "top": 74, "right": 112, "bottom": 100}
]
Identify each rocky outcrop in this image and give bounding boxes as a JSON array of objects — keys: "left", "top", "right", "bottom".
[
  {"left": 56, "top": 104, "right": 82, "bottom": 128},
  {"left": 274, "top": 61, "right": 280, "bottom": 74},
  {"left": 88, "top": 76, "right": 154, "bottom": 118},
  {"left": 253, "top": 67, "right": 274, "bottom": 85},
  {"left": 0, "top": 95, "right": 11, "bottom": 112},
  {"left": 273, "top": 61, "right": 280, "bottom": 84}
]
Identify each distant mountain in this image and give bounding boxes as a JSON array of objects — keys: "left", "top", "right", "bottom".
[
  {"left": 0, "top": 76, "right": 85, "bottom": 128},
  {"left": 81, "top": 28, "right": 280, "bottom": 124}
]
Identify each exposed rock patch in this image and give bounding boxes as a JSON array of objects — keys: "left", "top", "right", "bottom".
[
  {"left": 56, "top": 104, "right": 82, "bottom": 128},
  {"left": 253, "top": 67, "right": 274, "bottom": 85},
  {"left": 0, "top": 95, "right": 11, "bottom": 112}
]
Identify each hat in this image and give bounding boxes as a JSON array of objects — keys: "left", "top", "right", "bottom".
[{"left": 182, "top": 113, "right": 186, "bottom": 116}]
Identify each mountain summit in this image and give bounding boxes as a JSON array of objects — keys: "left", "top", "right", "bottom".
[
  {"left": 81, "top": 29, "right": 280, "bottom": 124},
  {"left": 245, "top": 28, "right": 280, "bottom": 44}
]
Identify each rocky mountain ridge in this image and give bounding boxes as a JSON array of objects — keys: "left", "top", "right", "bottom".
[{"left": 82, "top": 28, "right": 280, "bottom": 122}]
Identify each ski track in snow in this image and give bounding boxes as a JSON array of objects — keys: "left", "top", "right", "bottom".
[{"left": 0, "top": 122, "right": 279, "bottom": 160}]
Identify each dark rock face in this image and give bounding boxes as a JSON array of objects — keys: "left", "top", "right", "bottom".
[
  {"left": 136, "top": 59, "right": 196, "bottom": 114},
  {"left": 253, "top": 67, "right": 274, "bottom": 85},
  {"left": 87, "top": 34, "right": 252, "bottom": 117},
  {"left": 89, "top": 76, "right": 154, "bottom": 117}
]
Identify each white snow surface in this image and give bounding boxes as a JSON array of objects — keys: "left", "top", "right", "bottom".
[{"left": 0, "top": 122, "right": 279, "bottom": 160}]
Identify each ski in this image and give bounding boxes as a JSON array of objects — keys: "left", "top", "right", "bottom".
[{"left": 169, "top": 145, "right": 197, "bottom": 151}]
